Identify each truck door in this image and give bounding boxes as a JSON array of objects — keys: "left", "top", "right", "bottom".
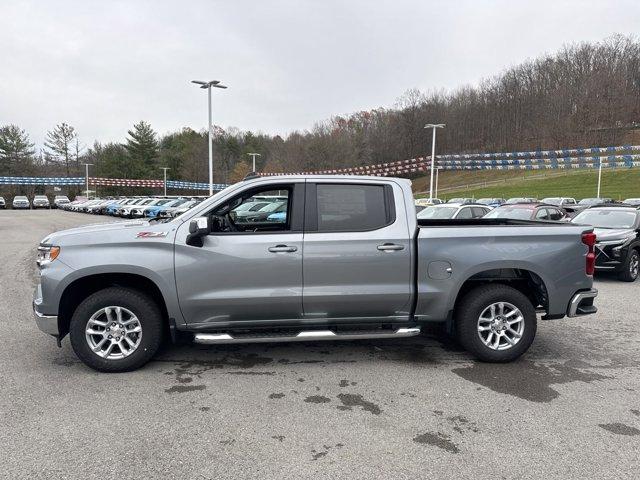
[
  {"left": 174, "top": 182, "right": 305, "bottom": 327},
  {"left": 302, "top": 181, "right": 413, "bottom": 321}
]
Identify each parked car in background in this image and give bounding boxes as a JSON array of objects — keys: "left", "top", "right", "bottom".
[
  {"left": 446, "top": 197, "right": 474, "bottom": 204},
  {"left": 129, "top": 198, "right": 174, "bottom": 218},
  {"left": 86, "top": 199, "right": 119, "bottom": 215},
  {"left": 144, "top": 198, "right": 190, "bottom": 219},
  {"left": 577, "top": 198, "right": 613, "bottom": 208},
  {"left": 417, "top": 203, "right": 491, "bottom": 220},
  {"left": 106, "top": 198, "right": 136, "bottom": 215},
  {"left": 504, "top": 197, "right": 537, "bottom": 204},
  {"left": 623, "top": 198, "right": 640, "bottom": 207},
  {"left": 476, "top": 198, "right": 505, "bottom": 208},
  {"left": 53, "top": 195, "right": 70, "bottom": 208},
  {"left": 12, "top": 195, "right": 30, "bottom": 209},
  {"left": 542, "top": 197, "right": 577, "bottom": 207},
  {"left": 32, "top": 195, "right": 51, "bottom": 209},
  {"left": 160, "top": 199, "right": 203, "bottom": 218},
  {"left": 0, "top": 196, "right": 5, "bottom": 209},
  {"left": 484, "top": 203, "right": 567, "bottom": 221},
  {"left": 117, "top": 198, "right": 154, "bottom": 218},
  {"left": 415, "top": 198, "right": 443, "bottom": 206},
  {"left": 571, "top": 205, "right": 640, "bottom": 282}
]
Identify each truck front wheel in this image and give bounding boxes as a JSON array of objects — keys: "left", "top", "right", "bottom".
[
  {"left": 455, "top": 284, "right": 537, "bottom": 362},
  {"left": 69, "top": 287, "right": 163, "bottom": 372}
]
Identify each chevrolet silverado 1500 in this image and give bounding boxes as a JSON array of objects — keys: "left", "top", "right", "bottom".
[{"left": 33, "top": 175, "right": 598, "bottom": 372}]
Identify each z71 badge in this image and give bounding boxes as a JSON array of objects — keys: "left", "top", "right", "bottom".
[{"left": 136, "top": 231, "right": 168, "bottom": 238}]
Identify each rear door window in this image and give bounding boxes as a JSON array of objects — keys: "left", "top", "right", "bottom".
[{"left": 314, "top": 184, "right": 392, "bottom": 232}]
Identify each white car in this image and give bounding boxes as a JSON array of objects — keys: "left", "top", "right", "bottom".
[
  {"left": 32, "top": 195, "right": 51, "bottom": 209},
  {"left": 417, "top": 203, "right": 491, "bottom": 220},
  {"left": 53, "top": 195, "right": 70, "bottom": 208},
  {"left": 12, "top": 195, "right": 30, "bottom": 209}
]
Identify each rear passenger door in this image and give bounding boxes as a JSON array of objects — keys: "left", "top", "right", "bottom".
[{"left": 302, "top": 181, "right": 412, "bottom": 321}]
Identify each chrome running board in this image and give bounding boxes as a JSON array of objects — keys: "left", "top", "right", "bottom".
[{"left": 193, "top": 327, "right": 421, "bottom": 345}]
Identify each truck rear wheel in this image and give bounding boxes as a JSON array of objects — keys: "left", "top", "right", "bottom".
[
  {"left": 455, "top": 284, "right": 537, "bottom": 362},
  {"left": 69, "top": 287, "right": 163, "bottom": 372}
]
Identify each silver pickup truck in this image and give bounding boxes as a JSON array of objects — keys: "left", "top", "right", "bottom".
[{"left": 33, "top": 175, "right": 598, "bottom": 372}]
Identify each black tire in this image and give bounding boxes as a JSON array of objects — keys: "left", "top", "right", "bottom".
[
  {"left": 455, "top": 284, "right": 537, "bottom": 362},
  {"left": 69, "top": 287, "right": 163, "bottom": 372},
  {"left": 617, "top": 249, "right": 639, "bottom": 282}
]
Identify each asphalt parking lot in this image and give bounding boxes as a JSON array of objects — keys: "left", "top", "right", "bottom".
[{"left": 1, "top": 210, "right": 639, "bottom": 479}]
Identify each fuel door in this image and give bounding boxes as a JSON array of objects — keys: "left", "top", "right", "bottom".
[{"left": 427, "top": 261, "right": 452, "bottom": 280}]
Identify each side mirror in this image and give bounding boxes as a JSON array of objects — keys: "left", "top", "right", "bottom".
[{"left": 187, "top": 216, "right": 210, "bottom": 247}]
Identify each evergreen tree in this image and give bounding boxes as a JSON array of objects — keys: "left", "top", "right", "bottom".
[
  {"left": 124, "top": 121, "right": 158, "bottom": 178},
  {"left": 0, "top": 125, "right": 35, "bottom": 176}
]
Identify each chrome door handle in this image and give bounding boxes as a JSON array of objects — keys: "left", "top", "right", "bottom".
[
  {"left": 268, "top": 245, "right": 298, "bottom": 253},
  {"left": 377, "top": 243, "right": 405, "bottom": 252}
]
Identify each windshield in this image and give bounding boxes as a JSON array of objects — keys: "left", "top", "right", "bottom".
[
  {"left": 572, "top": 210, "right": 637, "bottom": 229},
  {"left": 542, "top": 198, "right": 561, "bottom": 205},
  {"left": 484, "top": 207, "right": 533, "bottom": 220},
  {"left": 447, "top": 198, "right": 467, "bottom": 203},
  {"left": 417, "top": 206, "right": 459, "bottom": 219},
  {"left": 578, "top": 198, "right": 601, "bottom": 205},
  {"left": 505, "top": 198, "right": 529, "bottom": 204}
]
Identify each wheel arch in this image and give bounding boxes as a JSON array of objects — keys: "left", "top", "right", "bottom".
[
  {"left": 452, "top": 267, "right": 549, "bottom": 318},
  {"left": 58, "top": 272, "right": 170, "bottom": 340}
]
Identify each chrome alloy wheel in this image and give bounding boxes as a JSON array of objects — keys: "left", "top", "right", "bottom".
[
  {"left": 85, "top": 306, "right": 142, "bottom": 359},
  {"left": 477, "top": 302, "right": 524, "bottom": 351}
]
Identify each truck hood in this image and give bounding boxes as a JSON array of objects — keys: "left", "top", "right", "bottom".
[
  {"left": 593, "top": 227, "right": 636, "bottom": 242},
  {"left": 41, "top": 220, "right": 163, "bottom": 245}
]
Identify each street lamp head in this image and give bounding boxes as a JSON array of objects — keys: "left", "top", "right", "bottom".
[
  {"left": 424, "top": 124, "right": 446, "bottom": 129},
  {"left": 191, "top": 80, "right": 227, "bottom": 89}
]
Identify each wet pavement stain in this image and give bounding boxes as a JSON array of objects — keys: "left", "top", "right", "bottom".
[
  {"left": 165, "top": 384, "right": 206, "bottom": 394},
  {"left": 339, "top": 380, "right": 357, "bottom": 387},
  {"left": 446, "top": 415, "right": 479, "bottom": 434},
  {"left": 272, "top": 435, "right": 285, "bottom": 442},
  {"left": 269, "top": 393, "right": 285, "bottom": 399},
  {"left": 336, "top": 393, "right": 382, "bottom": 415},
  {"left": 225, "top": 371, "right": 275, "bottom": 376},
  {"left": 413, "top": 432, "right": 459, "bottom": 454},
  {"left": 630, "top": 409, "right": 640, "bottom": 417},
  {"left": 200, "top": 407, "right": 210, "bottom": 412},
  {"left": 311, "top": 443, "right": 344, "bottom": 461},
  {"left": 219, "top": 439, "right": 235, "bottom": 446},
  {"left": 304, "top": 395, "right": 331, "bottom": 404},
  {"left": 452, "top": 360, "right": 612, "bottom": 403},
  {"left": 599, "top": 423, "right": 640, "bottom": 436}
]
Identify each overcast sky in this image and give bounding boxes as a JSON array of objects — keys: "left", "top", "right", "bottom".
[{"left": 1, "top": 0, "right": 639, "bottom": 150}]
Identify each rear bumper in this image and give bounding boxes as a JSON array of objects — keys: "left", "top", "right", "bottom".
[{"left": 567, "top": 288, "right": 598, "bottom": 317}]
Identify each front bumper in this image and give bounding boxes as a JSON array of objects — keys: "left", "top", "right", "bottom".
[
  {"left": 33, "top": 285, "right": 59, "bottom": 336},
  {"left": 567, "top": 289, "right": 598, "bottom": 317}
]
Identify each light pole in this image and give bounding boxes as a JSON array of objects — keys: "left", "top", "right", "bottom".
[
  {"left": 597, "top": 158, "right": 603, "bottom": 198},
  {"left": 83, "top": 163, "right": 93, "bottom": 198},
  {"left": 191, "top": 79, "right": 227, "bottom": 195},
  {"left": 435, "top": 166, "right": 443, "bottom": 199},
  {"left": 424, "top": 124, "right": 445, "bottom": 200},
  {"left": 160, "top": 167, "right": 170, "bottom": 196},
  {"left": 247, "top": 152, "right": 261, "bottom": 172}
]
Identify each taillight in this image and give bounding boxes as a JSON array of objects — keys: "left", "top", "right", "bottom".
[{"left": 582, "top": 232, "right": 596, "bottom": 276}]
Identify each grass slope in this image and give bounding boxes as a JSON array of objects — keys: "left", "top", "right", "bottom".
[{"left": 420, "top": 168, "right": 640, "bottom": 201}]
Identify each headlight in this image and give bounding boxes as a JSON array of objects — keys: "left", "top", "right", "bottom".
[{"left": 37, "top": 245, "right": 60, "bottom": 267}]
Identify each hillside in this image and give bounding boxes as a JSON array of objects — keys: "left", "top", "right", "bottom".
[{"left": 414, "top": 168, "right": 640, "bottom": 201}]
